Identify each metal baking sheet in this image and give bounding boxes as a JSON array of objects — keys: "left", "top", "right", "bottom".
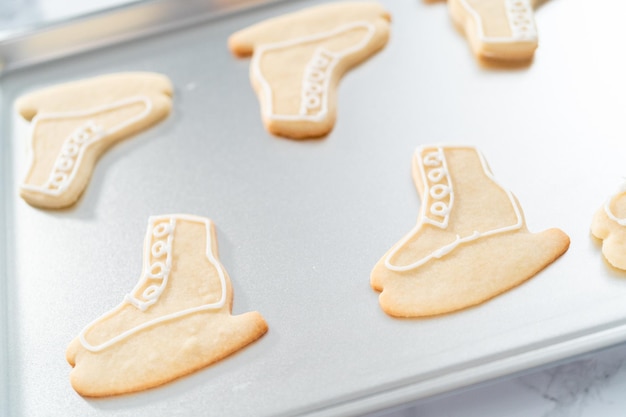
[{"left": 2, "top": 0, "right": 626, "bottom": 415}]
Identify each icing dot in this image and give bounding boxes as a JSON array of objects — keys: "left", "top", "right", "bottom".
[
  {"left": 308, "top": 69, "right": 325, "bottom": 82},
  {"left": 62, "top": 142, "right": 80, "bottom": 158},
  {"left": 427, "top": 167, "right": 446, "bottom": 183},
  {"left": 312, "top": 56, "right": 330, "bottom": 68},
  {"left": 56, "top": 157, "right": 74, "bottom": 172},
  {"left": 305, "top": 82, "right": 323, "bottom": 94},
  {"left": 430, "top": 201, "right": 449, "bottom": 217},
  {"left": 148, "top": 262, "right": 166, "bottom": 279},
  {"left": 153, "top": 223, "right": 172, "bottom": 238},
  {"left": 50, "top": 172, "right": 68, "bottom": 187},
  {"left": 423, "top": 152, "right": 442, "bottom": 167},
  {"left": 304, "top": 94, "right": 321, "bottom": 110},
  {"left": 142, "top": 284, "right": 160, "bottom": 300},
  {"left": 151, "top": 241, "right": 167, "bottom": 258},
  {"left": 73, "top": 130, "right": 91, "bottom": 144},
  {"left": 430, "top": 184, "right": 450, "bottom": 200}
]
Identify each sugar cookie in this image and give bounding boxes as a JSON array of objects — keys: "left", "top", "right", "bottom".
[
  {"left": 371, "top": 145, "right": 569, "bottom": 317},
  {"left": 228, "top": 2, "right": 391, "bottom": 139},
  {"left": 591, "top": 185, "right": 626, "bottom": 270},
  {"left": 448, "top": 0, "right": 539, "bottom": 61},
  {"left": 16, "top": 72, "right": 173, "bottom": 209},
  {"left": 66, "top": 214, "right": 268, "bottom": 397}
]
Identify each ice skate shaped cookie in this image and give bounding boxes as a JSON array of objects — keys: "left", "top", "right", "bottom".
[
  {"left": 449, "top": 0, "right": 539, "bottom": 61},
  {"left": 66, "top": 215, "right": 268, "bottom": 397},
  {"left": 371, "top": 145, "right": 569, "bottom": 317},
  {"left": 228, "top": 2, "right": 391, "bottom": 139},
  {"left": 17, "top": 72, "right": 173, "bottom": 209},
  {"left": 591, "top": 186, "right": 626, "bottom": 270}
]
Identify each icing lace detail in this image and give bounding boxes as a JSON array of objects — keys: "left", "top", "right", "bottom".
[
  {"left": 421, "top": 149, "right": 453, "bottom": 229},
  {"left": 43, "top": 121, "right": 105, "bottom": 193},
  {"left": 125, "top": 218, "right": 175, "bottom": 311},
  {"left": 384, "top": 146, "right": 524, "bottom": 272},
  {"left": 300, "top": 49, "right": 335, "bottom": 117},
  {"left": 78, "top": 215, "right": 229, "bottom": 353},
  {"left": 20, "top": 95, "right": 153, "bottom": 197},
  {"left": 252, "top": 21, "right": 376, "bottom": 122},
  {"left": 505, "top": 0, "right": 537, "bottom": 40}
]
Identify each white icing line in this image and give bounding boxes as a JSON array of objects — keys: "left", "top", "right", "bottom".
[
  {"left": 458, "top": 0, "right": 537, "bottom": 44},
  {"left": 20, "top": 95, "right": 152, "bottom": 197},
  {"left": 251, "top": 21, "right": 375, "bottom": 122},
  {"left": 505, "top": 0, "right": 537, "bottom": 40},
  {"left": 419, "top": 148, "right": 453, "bottom": 229},
  {"left": 384, "top": 146, "right": 524, "bottom": 272},
  {"left": 79, "top": 215, "right": 228, "bottom": 353},
  {"left": 125, "top": 217, "right": 176, "bottom": 311},
  {"left": 604, "top": 190, "right": 626, "bottom": 226}
]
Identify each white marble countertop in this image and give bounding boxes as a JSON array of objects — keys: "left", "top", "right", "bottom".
[
  {"left": 3, "top": 1, "right": 626, "bottom": 416},
  {"left": 370, "top": 342, "right": 626, "bottom": 417}
]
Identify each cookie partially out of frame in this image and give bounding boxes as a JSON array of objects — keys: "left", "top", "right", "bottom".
[
  {"left": 591, "top": 185, "right": 626, "bottom": 270},
  {"left": 448, "top": 0, "right": 540, "bottom": 61},
  {"left": 66, "top": 214, "right": 268, "bottom": 397},
  {"left": 229, "top": 1, "right": 391, "bottom": 139},
  {"left": 371, "top": 145, "right": 570, "bottom": 317},
  {"left": 16, "top": 72, "right": 173, "bottom": 209}
]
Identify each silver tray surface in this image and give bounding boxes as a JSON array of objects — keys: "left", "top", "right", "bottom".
[{"left": 2, "top": 0, "right": 626, "bottom": 416}]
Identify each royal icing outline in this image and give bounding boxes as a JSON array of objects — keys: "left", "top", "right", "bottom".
[
  {"left": 459, "top": 0, "right": 538, "bottom": 43},
  {"left": 79, "top": 215, "right": 228, "bottom": 353},
  {"left": 125, "top": 217, "right": 176, "bottom": 312},
  {"left": 251, "top": 21, "right": 376, "bottom": 122},
  {"left": 603, "top": 185, "right": 626, "bottom": 226},
  {"left": 384, "top": 146, "right": 523, "bottom": 272},
  {"left": 20, "top": 95, "right": 153, "bottom": 197}
]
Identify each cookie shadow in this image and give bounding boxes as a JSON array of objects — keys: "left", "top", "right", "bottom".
[{"left": 478, "top": 56, "right": 534, "bottom": 71}]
